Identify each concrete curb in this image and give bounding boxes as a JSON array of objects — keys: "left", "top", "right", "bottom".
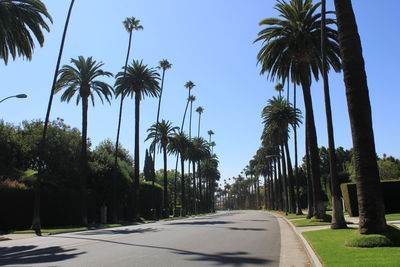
[{"left": 272, "top": 213, "right": 323, "bottom": 267}]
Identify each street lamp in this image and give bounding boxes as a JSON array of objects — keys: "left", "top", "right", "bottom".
[{"left": 0, "top": 94, "right": 28, "bottom": 104}]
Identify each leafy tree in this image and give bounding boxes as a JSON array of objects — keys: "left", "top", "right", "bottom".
[
  {"left": 56, "top": 56, "right": 113, "bottom": 224},
  {"left": 0, "top": 0, "right": 52, "bottom": 64},
  {"left": 143, "top": 149, "right": 155, "bottom": 182},
  {"left": 115, "top": 59, "right": 160, "bottom": 218}
]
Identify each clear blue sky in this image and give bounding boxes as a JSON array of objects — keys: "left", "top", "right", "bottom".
[{"left": 1, "top": 0, "right": 399, "bottom": 183}]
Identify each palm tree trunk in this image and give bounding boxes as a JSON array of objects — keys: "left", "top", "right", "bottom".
[
  {"left": 305, "top": 123, "right": 314, "bottom": 219},
  {"left": 163, "top": 146, "right": 168, "bottom": 218},
  {"left": 197, "top": 113, "right": 201, "bottom": 137},
  {"left": 32, "top": 0, "right": 75, "bottom": 235},
  {"left": 280, "top": 143, "right": 289, "bottom": 214},
  {"left": 133, "top": 93, "right": 141, "bottom": 219},
  {"left": 321, "top": 0, "right": 347, "bottom": 229},
  {"left": 198, "top": 161, "right": 202, "bottom": 212},
  {"left": 112, "top": 28, "right": 134, "bottom": 223},
  {"left": 81, "top": 96, "right": 89, "bottom": 225},
  {"left": 263, "top": 175, "right": 267, "bottom": 209},
  {"left": 284, "top": 140, "right": 297, "bottom": 214},
  {"left": 293, "top": 83, "right": 303, "bottom": 215},
  {"left": 192, "top": 161, "right": 197, "bottom": 214},
  {"left": 180, "top": 156, "right": 186, "bottom": 216},
  {"left": 334, "top": 0, "right": 386, "bottom": 234},
  {"left": 300, "top": 69, "right": 326, "bottom": 219},
  {"left": 153, "top": 68, "right": 167, "bottom": 181}
]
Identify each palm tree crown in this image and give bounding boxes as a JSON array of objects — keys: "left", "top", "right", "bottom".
[
  {"left": 115, "top": 60, "right": 160, "bottom": 99},
  {"left": 146, "top": 120, "right": 179, "bottom": 153},
  {"left": 123, "top": 17, "right": 143, "bottom": 33},
  {"left": 56, "top": 56, "right": 113, "bottom": 104},
  {"left": 158, "top": 59, "right": 172, "bottom": 71},
  {"left": 0, "top": 0, "right": 53, "bottom": 64},
  {"left": 196, "top": 106, "right": 204, "bottom": 114},
  {"left": 185, "top": 81, "right": 195, "bottom": 91},
  {"left": 255, "top": 0, "right": 341, "bottom": 83}
]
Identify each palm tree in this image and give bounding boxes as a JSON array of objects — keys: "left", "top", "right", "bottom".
[
  {"left": 115, "top": 60, "right": 160, "bottom": 218},
  {"left": 196, "top": 106, "right": 204, "bottom": 137},
  {"left": 152, "top": 59, "right": 172, "bottom": 168},
  {"left": 172, "top": 80, "right": 195, "bottom": 215},
  {"left": 274, "top": 83, "right": 284, "bottom": 98},
  {"left": 320, "top": 0, "right": 346, "bottom": 229},
  {"left": 262, "top": 96, "right": 302, "bottom": 214},
  {"left": 191, "top": 137, "right": 210, "bottom": 211},
  {"left": 255, "top": 0, "right": 341, "bottom": 219},
  {"left": 32, "top": 0, "right": 74, "bottom": 235},
  {"left": 146, "top": 120, "right": 178, "bottom": 218},
  {"left": 113, "top": 17, "right": 143, "bottom": 222},
  {"left": 0, "top": 0, "right": 52, "bottom": 64},
  {"left": 169, "top": 132, "right": 190, "bottom": 215},
  {"left": 333, "top": 0, "right": 386, "bottom": 234},
  {"left": 55, "top": 56, "right": 113, "bottom": 224},
  {"left": 207, "top": 130, "right": 214, "bottom": 144}
]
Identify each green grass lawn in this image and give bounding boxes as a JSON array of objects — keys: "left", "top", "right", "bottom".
[
  {"left": 303, "top": 227, "right": 400, "bottom": 267},
  {"left": 268, "top": 210, "right": 307, "bottom": 220},
  {"left": 386, "top": 213, "right": 400, "bottom": 221}
]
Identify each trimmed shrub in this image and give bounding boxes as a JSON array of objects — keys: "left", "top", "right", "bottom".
[
  {"left": 345, "top": 225, "right": 400, "bottom": 248},
  {"left": 341, "top": 180, "right": 400, "bottom": 217}
]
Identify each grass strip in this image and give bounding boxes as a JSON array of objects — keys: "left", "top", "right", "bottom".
[{"left": 303, "top": 226, "right": 400, "bottom": 267}]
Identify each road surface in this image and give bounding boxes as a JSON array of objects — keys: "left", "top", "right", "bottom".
[{"left": 0, "top": 211, "right": 282, "bottom": 266}]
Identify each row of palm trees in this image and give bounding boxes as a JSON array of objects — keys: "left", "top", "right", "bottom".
[{"left": 249, "top": 0, "right": 387, "bottom": 234}]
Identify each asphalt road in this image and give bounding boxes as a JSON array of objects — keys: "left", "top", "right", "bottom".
[{"left": 0, "top": 211, "right": 281, "bottom": 266}]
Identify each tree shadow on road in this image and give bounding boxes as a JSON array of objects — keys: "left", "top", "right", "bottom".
[
  {"left": 0, "top": 245, "right": 85, "bottom": 266},
  {"left": 78, "top": 227, "right": 159, "bottom": 235},
  {"left": 52, "top": 235, "right": 274, "bottom": 266},
  {"left": 228, "top": 227, "right": 267, "bottom": 231}
]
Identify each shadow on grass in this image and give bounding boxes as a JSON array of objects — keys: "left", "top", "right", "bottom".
[
  {"left": 78, "top": 227, "right": 159, "bottom": 236},
  {"left": 0, "top": 245, "right": 84, "bottom": 265},
  {"left": 52, "top": 235, "right": 273, "bottom": 266}
]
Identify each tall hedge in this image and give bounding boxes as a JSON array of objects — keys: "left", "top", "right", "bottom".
[
  {"left": 341, "top": 180, "right": 400, "bottom": 217},
  {"left": 0, "top": 182, "right": 163, "bottom": 231}
]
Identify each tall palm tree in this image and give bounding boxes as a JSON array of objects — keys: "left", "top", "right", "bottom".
[
  {"left": 152, "top": 59, "right": 172, "bottom": 169},
  {"left": 115, "top": 60, "right": 160, "bottom": 218},
  {"left": 262, "top": 96, "right": 302, "bottom": 214},
  {"left": 208, "top": 130, "right": 214, "bottom": 144},
  {"left": 0, "top": 0, "right": 52, "bottom": 64},
  {"left": 255, "top": 0, "right": 341, "bottom": 219},
  {"left": 113, "top": 17, "right": 143, "bottom": 222},
  {"left": 333, "top": 0, "right": 386, "bottom": 234},
  {"left": 274, "top": 83, "right": 284, "bottom": 98},
  {"left": 172, "top": 80, "right": 195, "bottom": 214},
  {"left": 196, "top": 106, "right": 204, "bottom": 138},
  {"left": 32, "top": 0, "right": 74, "bottom": 235},
  {"left": 146, "top": 120, "right": 178, "bottom": 218},
  {"left": 169, "top": 131, "right": 190, "bottom": 215},
  {"left": 320, "top": 0, "right": 346, "bottom": 229},
  {"left": 191, "top": 136, "right": 210, "bottom": 211},
  {"left": 55, "top": 56, "right": 113, "bottom": 224},
  {"left": 188, "top": 95, "right": 196, "bottom": 138}
]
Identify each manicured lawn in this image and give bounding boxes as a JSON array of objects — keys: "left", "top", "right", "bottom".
[
  {"left": 303, "top": 227, "right": 400, "bottom": 267},
  {"left": 292, "top": 219, "right": 331, "bottom": 227},
  {"left": 386, "top": 213, "right": 400, "bottom": 221},
  {"left": 268, "top": 210, "right": 307, "bottom": 219}
]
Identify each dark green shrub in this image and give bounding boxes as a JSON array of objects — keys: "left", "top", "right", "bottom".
[{"left": 341, "top": 180, "right": 400, "bottom": 217}]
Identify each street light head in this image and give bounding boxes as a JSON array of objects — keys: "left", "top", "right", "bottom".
[{"left": 16, "top": 94, "right": 28, "bottom": 98}]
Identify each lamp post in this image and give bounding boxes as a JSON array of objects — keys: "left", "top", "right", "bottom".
[{"left": 0, "top": 94, "right": 28, "bottom": 104}]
